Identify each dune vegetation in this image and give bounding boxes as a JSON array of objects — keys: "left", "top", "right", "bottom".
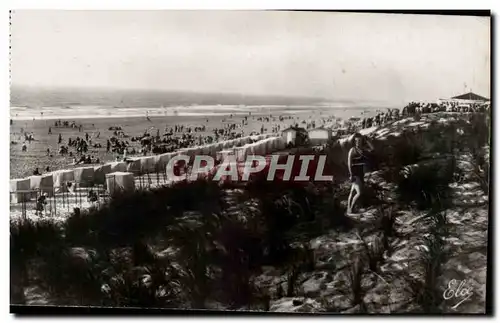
[{"left": 10, "top": 112, "right": 490, "bottom": 313}]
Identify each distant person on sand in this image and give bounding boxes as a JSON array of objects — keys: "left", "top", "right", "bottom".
[
  {"left": 75, "top": 155, "right": 86, "bottom": 165},
  {"left": 123, "top": 149, "right": 129, "bottom": 162},
  {"left": 48, "top": 127, "right": 52, "bottom": 134},
  {"left": 35, "top": 193, "right": 48, "bottom": 216},
  {"left": 33, "top": 168, "right": 41, "bottom": 176},
  {"left": 87, "top": 189, "right": 98, "bottom": 203},
  {"left": 347, "top": 133, "right": 374, "bottom": 214}
]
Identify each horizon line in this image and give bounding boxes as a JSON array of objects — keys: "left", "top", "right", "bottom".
[
  {"left": 10, "top": 84, "right": 414, "bottom": 106},
  {"left": 11, "top": 83, "right": 335, "bottom": 101}
]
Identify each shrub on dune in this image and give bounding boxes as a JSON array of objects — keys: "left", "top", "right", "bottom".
[
  {"left": 10, "top": 218, "right": 65, "bottom": 296},
  {"left": 396, "top": 158, "right": 455, "bottom": 210},
  {"left": 347, "top": 256, "right": 365, "bottom": 308},
  {"left": 404, "top": 208, "right": 448, "bottom": 313}
]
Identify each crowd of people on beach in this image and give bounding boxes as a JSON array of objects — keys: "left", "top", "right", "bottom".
[
  {"left": 14, "top": 99, "right": 490, "bottom": 185},
  {"left": 53, "top": 120, "right": 84, "bottom": 132},
  {"left": 12, "top": 98, "right": 491, "bottom": 219}
]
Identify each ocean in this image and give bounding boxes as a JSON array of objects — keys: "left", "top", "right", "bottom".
[{"left": 10, "top": 86, "right": 399, "bottom": 121}]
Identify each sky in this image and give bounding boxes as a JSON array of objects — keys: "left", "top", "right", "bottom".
[{"left": 10, "top": 10, "right": 490, "bottom": 103}]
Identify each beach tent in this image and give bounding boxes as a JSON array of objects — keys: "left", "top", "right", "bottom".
[
  {"left": 53, "top": 169, "right": 75, "bottom": 193},
  {"left": 210, "top": 144, "right": 219, "bottom": 155},
  {"left": 202, "top": 145, "right": 212, "bottom": 157},
  {"left": 258, "top": 141, "right": 268, "bottom": 155},
  {"left": 199, "top": 145, "right": 211, "bottom": 155},
  {"left": 205, "top": 144, "right": 213, "bottom": 156},
  {"left": 256, "top": 140, "right": 267, "bottom": 155},
  {"left": 178, "top": 148, "right": 193, "bottom": 159},
  {"left": 74, "top": 166, "right": 95, "bottom": 187},
  {"left": 276, "top": 137, "right": 286, "bottom": 150},
  {"left": 251, "top": 142, "right": 262, "bottom": 156},
  {"left": 29, "top": 173, "right": 54, "bottom": 198},
  {"left": 270, "top": 137, "right": 279, "bottom": 151},
  {"left": 274, "top": 136, "right": 284, "bottom": 151},
  {"left": 236, "top": 138, "right": 245, "bottom": 146},
  {"left": 265, "top": 138, "right": 276, "bottom": 152},
  {"left": 106, "top": 172, "right": 135, "bottom": 196},
  {"left": 140, "top": 156, "right": 157, "bottom": 174},
  {"left": 252, "top": 142, "right": 265, "bottom": 156},
  {"left": 277, "top": 136, "right": 285, "bottom": 150},
  {"left": 126, "top": 158, "right": 142, "bottom": 175},
  {"left": 109, "top": 161, "right": 127, "bottom": 173},
  {"left": 245, "top": 143, "right": 255, "bottom": 157},
  {"left": 264, "top": 138, "right": 274, "bottom": 153},
  {"left": 216, "top": 149, "right": 234, "bottom": 162},
  {"left": 94, "top": 164, "right": 112, "bottom": 185},
  {"left": 215, "top": 142, "right": 224, "bottom": 152},
  {"left": 235, "top": 145, "right": 249, "bottom": 162},
  {"left": 10, "top": 178, "right": 31, "bottom": 203},
  {"left": 189, "top": 147, "right": 199, "bottom": 157},
  {"left": 154, "top": 153, "right": 172, "bottom": 173},
  {"left": 213, "top": 143, "right": 222, "bottom": 155},
  {"left": 259, "top": 139, "right": 268, "bottom": 155},
  {"left": 222, "top": 140, "right": 232, "bottom": 149},
  {"left": 190, "top": 147, "right": 201, "bottom": 157}
]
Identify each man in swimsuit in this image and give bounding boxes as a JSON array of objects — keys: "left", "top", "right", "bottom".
[{"left": 347, "top": 133, "right": 374, "bottom": 214}]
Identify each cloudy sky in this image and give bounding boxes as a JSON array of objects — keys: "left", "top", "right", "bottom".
[{"left": 10, "top": 10, "right": 490, "bottom": 103}]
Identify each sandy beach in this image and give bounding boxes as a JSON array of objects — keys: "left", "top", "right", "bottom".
[{"left": 10, "top": 106, "right": 379, "bottom": 179}]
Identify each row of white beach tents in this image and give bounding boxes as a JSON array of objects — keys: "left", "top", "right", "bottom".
[
  {"left": 234, "top": 136, "right": 287, "bottom": 162},
  {"left": 10, "top": 133, "right": 287, "bottom": 203}
]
